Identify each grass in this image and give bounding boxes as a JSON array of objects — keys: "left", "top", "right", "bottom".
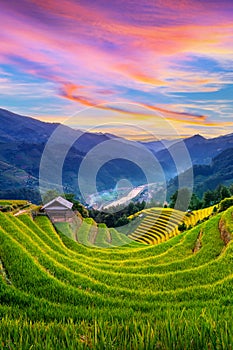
[{"left": 0, "top": 204, "right": 233, "bottom": 348}]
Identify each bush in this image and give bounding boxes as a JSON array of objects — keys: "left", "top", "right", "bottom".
[
  {"left": 1, "top": 205, "right": 12, "bottom": 212},
  {"left": 219, "top": 197, "right": 233, "bottom": 212},
  {"left": 178, "top": 222, "right": 187, "bottom": 232}
]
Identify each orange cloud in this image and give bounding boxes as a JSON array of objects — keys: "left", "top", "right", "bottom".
[
  {"left": 60, "top": 83, "right": 99, "bottom": 107},
  {"left": 57, "top": 79, "right": 221, "bottom": 128},
  {"left": 57, "top": 84, "right": 210, "bottom": 126},
  {"left": 141, "top": 104, "right": 207, "bottom": 122},
  {"left": 113, "top": 63, "right": 166, "bottom": 86}
]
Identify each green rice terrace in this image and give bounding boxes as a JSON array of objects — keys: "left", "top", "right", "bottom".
[
  {"left": 128, "top": 206, "right": 215, "bottom": 244},
  {"left": 0, "top": 199, "right": 233, "bottom": 349}
]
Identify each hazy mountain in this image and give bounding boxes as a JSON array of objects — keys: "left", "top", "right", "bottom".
[
  {"left": 156, "top": 133, "right": 233, "bottom": 167},
  {"left": 1, "top": 108, "right": 233, "bottom": 203},
  {"left": 140, "top": 139, "right": 179, "bottom": 154},
  {"left": 168, "top": 147, "right": 233, "bottom": 199},
  {"left": 0, "top": 109, "right": 150, "bottom": 201},
  {"left": 149, "top": 133, "right": 233, "bottom": 181}
]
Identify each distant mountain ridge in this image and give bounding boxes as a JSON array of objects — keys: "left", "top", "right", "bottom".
[
  {"left": 0, "top": 109, "right": 150, "bottom": 201},
  {"left": 155, "top": 132, "right": 233, "bottom": 166},
  {"left": 0, "top": 108, "right": 59, "bottom": 143},
  {"left": 168, "top": 147, "right": 233, "bottom": 198},
  {"left": 1, "top": 108, "right": 233, "bottom": 203}
]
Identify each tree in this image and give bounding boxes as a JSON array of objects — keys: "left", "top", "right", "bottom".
[
  {"left": 138, "top": 200, "right": 146, "bottom": 211},
  {"left": 219, "top": 197, "right": 233, "bottom": 212},
  {"left": 202, "top": 190, "right": 215, "bottom": 208},
  {"left": 127, "top": 202, "right": 138, "bottom": 215},
  {"left": 178, "top": 222, "right": 187, "bottom": 232},
  {"left": 219, "top": 185, "right": 231, "bottom": 200},
  {"left": 189, "top": 193, "right": 203, "bottom": 210},
  {"left": 64, "top": 193, "right": 89, "bottom": 217},
  {"left": 115, "top": 214, "right": 129, "bottom": 227},
  {"left": 213, "top": 184, "right": 230, "bottom": 203},
  {"left": 170, "top": 190, "right": 178, "bottom": 209},
  {"left": 42, "top": 189, "right": 60, "bottom": 204},
  {"left": 64, "top": 193, "right": 76, "bottom": 203},
  {"left": 170, "top": 188, "right": 191, "bottom": 212},
  {"left": 229, "top": 184, "right": 233, "bottom": 196}
]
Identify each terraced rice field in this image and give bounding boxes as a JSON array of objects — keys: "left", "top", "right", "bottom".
[
  {"left": 0, "top": 199, "right": 31, "bottom": 213},
  {"left": 129, "top": 206, "right": 215, "bottom": 244},
  {"left": 55, "top": 217, "right": 136, "bottom": 248},
  {"left": 0, "top": 205, "right": 232, "bottom": 349}
]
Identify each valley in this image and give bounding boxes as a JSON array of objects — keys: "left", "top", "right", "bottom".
[
  {"left": 1, "top": 109, "right": 233, "bottom": 348},
  {"left": 2, "top": 108, "right": 233, "bottom": 204},
  {"left": 1, "top": 0, "right": 233, "bottom": 348}
]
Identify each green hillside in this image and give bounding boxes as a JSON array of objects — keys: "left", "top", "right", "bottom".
[
  {"left": 54, "top": 216, "right": 138, "bottom": 248},
  {"left": 0, "top": 206, "right": 233, "bottom": 349}
]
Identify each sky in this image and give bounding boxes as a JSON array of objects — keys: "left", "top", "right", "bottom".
[{"left": 0, "top": 0, "right": 233, "bottom": 140}]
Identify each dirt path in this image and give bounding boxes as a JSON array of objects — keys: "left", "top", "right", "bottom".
[
  {"left": 89, "top": 223, "right": 98, "bottom": 245},
  {"left": 14, "top": 210, "right": 28, "bottom": 216},
  {"left": 219, "top": 218, "right": 231, "bottom": 245}
]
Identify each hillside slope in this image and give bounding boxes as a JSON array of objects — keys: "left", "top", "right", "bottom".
[
  {"left": 0, "top": 108, "right": 151, "bottom": 199},
  {"left": 168, "top": 147, "right": 233, "bottom": 198},
  {"left": 0, "top": 206, "right": 233, "bottom": 348}
]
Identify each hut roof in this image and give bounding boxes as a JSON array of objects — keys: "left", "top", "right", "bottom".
[{"left": 41, "top": 196, "right": 73, "bottom": 210}]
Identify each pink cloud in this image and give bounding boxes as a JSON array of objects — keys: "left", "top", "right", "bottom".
[{"left": 0, "top": 0, "right": 233, "bottom": 137}]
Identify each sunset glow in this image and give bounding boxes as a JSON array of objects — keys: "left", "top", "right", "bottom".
[{"left": 1, "top": 0, "right": 233, "bottom": 139}]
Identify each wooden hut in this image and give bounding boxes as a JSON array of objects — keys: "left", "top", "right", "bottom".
[{"left": 41, "top": 196, "right": 74, "bottom": 222}]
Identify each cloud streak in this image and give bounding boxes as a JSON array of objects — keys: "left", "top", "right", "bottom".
[{"left": 0, "top": 0, "right": 233, "bottom": 138}]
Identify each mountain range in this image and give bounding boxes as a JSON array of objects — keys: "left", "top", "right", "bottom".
[
  {"left": 168, "top": 147, "right": 233, "bottom": 197},
  {"left": 0, "top": 108, "right": 233, "bottom": 203}
]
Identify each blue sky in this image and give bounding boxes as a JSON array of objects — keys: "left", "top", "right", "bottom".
[{"left": 0, "top": 0, "right": 233, "bottom": 140}]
